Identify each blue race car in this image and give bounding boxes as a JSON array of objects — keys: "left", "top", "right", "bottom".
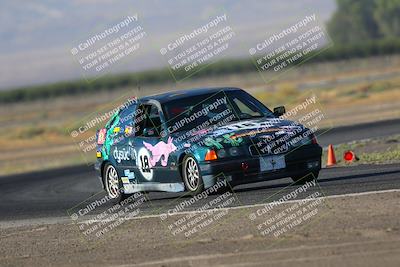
[{"left": 95, "top": 87, "right": 322, "bottom": 201}]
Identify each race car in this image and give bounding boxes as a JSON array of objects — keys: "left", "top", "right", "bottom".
[{"left": 95, "top": 87, "right": 322, "bottom": 201}]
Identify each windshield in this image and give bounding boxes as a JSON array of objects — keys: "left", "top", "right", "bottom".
[{"left": 163, "top": 90, "right": 274, "bottom": 133}]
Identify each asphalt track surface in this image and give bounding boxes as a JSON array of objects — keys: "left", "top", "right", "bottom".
[
  {"left": 315, "top": 117, "right": 400, "bottom": 146},
  {"left": 0, "top": 118, "right": 399, "bottom": 222}
]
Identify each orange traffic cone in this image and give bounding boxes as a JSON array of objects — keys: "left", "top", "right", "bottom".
[{"left": 326, "top": 144, "right": 336, "bottom": 167}]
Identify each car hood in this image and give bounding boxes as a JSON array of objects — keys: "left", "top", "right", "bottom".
[{"left": 173, "top": 117, "right": 309, "bottom": 149}]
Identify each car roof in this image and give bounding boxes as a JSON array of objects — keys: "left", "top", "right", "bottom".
[{"left": 138, "top": 87, "right": 242, "bottom": 104}]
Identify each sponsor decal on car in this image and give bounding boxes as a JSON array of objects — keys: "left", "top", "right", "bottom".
[
  {"left": 124, "top": 126, "right": 133, "bottom": 135},
  {"left": 143, "top": 137, "right": 177, "bottom": 167},
  {"left": 233, "top": 128, "right": 280, "bottom": 139},
  {"left": 136, "top": 147, "right": 153, "bottom": 181},
  {"left": 124, "top": 169, "right": 136, "bottom": 183},
  {"left": 204, "top": 133, "right": 243, "bottom": 149},
  {"left": 97, "top": 128, "right": 107, "bottom": 145},
  {"left": 113, "top": 147, "right": 130, "bottom": 163},
  {"left": 121, "top": 177, "right": 130, "bottom": 184}
]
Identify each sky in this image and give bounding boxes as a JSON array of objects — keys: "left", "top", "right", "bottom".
[{"left": 0, "top": 0, "right": 336, "bottom": 90}]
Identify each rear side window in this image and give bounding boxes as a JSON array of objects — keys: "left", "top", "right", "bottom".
[{"left": 135, "top": 104, "right": 162, "bottom": 137}]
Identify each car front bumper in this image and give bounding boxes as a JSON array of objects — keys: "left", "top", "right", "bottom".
[{"left": 199, "top": 144, "right": 322, "bottom": 188}]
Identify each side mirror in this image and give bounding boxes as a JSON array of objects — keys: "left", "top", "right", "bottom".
[
  {"left": 143, "top": 128, "right": 157, "bottom": 137},
  {"left": 273, "top": 106, "right": 286, "bottom": 117}
]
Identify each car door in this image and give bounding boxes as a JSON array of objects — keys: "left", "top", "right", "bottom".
[{"left": 133, "top": 102, "right": 180, "bottom": 184}]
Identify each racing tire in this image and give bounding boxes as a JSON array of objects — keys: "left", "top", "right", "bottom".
[
  {"left": 291, "top": 171, "right": 319, "bottom": 185},
  {"left": 182, "top": 155, "right": 204, "bottom": 195},
  {"left": 103, "top": 163, "right": 130, "bottom": 203}
]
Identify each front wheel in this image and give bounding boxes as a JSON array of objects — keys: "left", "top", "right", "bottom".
[
  {"left": 291, "top": 171, "right": 319, "bottom": 185},
  {"left": 182, "top": 155, "right": 204, "bottom": 195}
]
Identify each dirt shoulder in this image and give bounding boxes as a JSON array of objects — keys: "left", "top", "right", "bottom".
[{"left": 1, "top": 191, "right": 399, "bottom": 267}]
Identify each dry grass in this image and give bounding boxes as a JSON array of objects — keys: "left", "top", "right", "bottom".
[{"left": 321, "top": 134, "right": 400, "bottom": 167}]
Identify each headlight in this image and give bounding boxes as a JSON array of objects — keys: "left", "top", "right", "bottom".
[
  {"left": 217, "top": 149, "right": 227, "bottom": 158},
  {"left": 229, "top": 147, "right": 240, "bottom": 156},
  {"left": 216, "top": 147, "right": 243, "bottom": 158}
]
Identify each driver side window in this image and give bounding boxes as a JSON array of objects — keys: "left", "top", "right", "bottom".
[{"left": 135, "top": 104, "right": 162, "bottom": 137}]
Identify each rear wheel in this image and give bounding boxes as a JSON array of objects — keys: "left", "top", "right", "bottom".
[
  {"left": 291, "top": 171, "right": 319, "bottom": 184},
  {"left": 104, "top": 163, "right": 128, "bottom": 203},
  {"left": 182, "top": 155, "right": 204, "bottom": 195}
]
